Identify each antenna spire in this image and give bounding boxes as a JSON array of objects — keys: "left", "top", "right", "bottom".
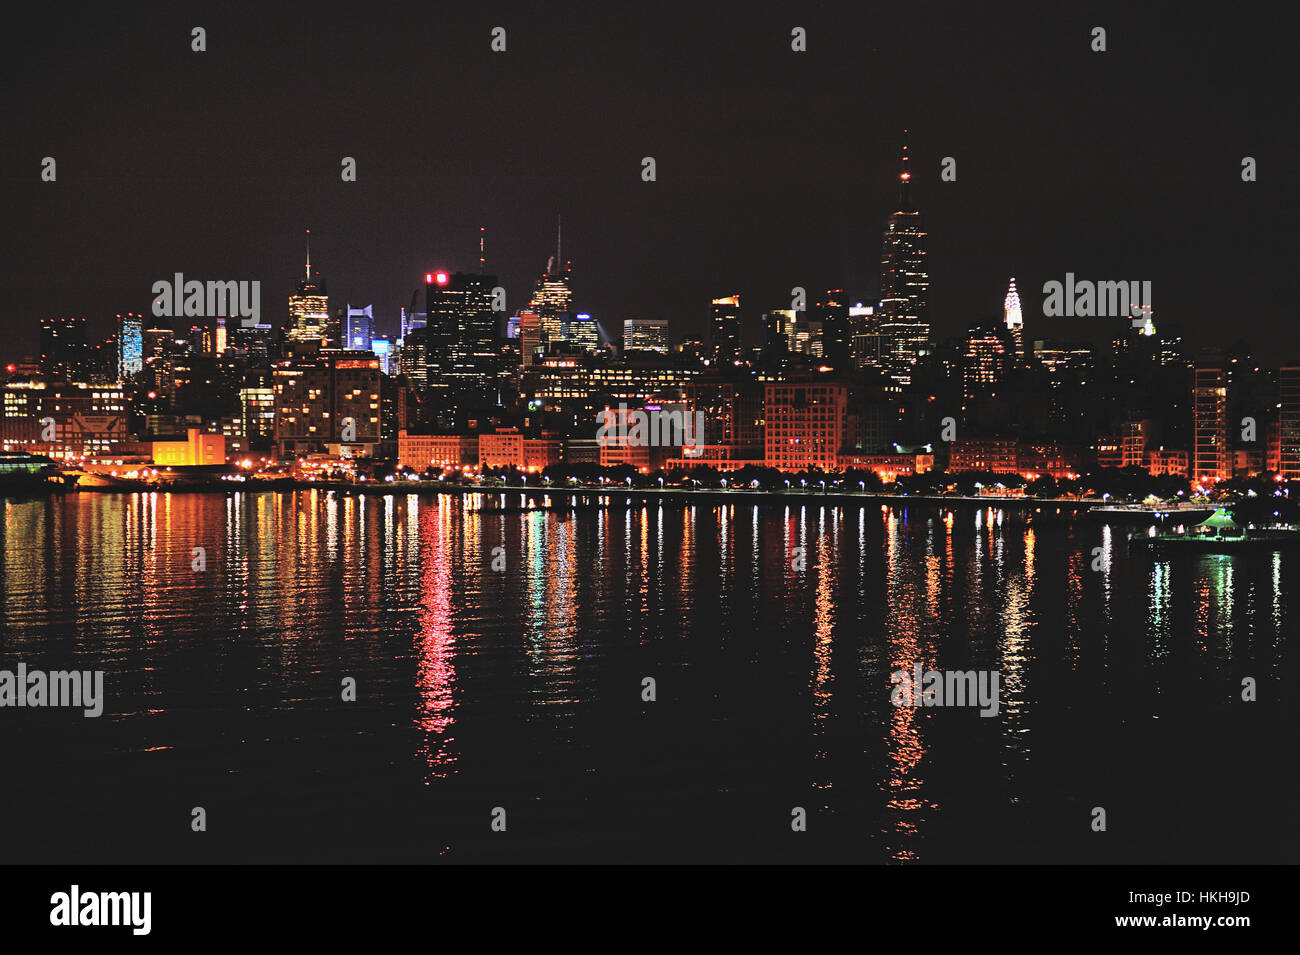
[
  {"left": 897, "top": 130, "right": 913, "bottom": 211},
  {"left": 556, "top": 215, "right": 562, "bottom": 270},
  {"left": 479, "top": 225, "right": 486, "bottom": 273},
  {"left": 305, "top": 229, "right": 312, "bottom": 281}
]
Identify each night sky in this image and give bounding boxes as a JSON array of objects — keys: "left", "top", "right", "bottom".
[{"left": 2, "top": 2, "right": 1296, "bottom": 357}]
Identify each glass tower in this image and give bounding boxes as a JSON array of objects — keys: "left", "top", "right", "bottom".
[{"left": 878, "top": 135, "right": 930, "bottom": 385}]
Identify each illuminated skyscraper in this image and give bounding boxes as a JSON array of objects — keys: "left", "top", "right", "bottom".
[
  {"left": 288, "top": 230, "right": 330, "bottom": 343},
  {"left": 878, "top": 134, "right": 930, "bottom": 385},
  {"left": 117, "top": 312, "right": 144, "bottom": 379},
  {"left": 370, "top": 337, "right": 393, "bottom": 375},
  {"left": 529, "top": 218, "right": 574, "bottom": 345},
  {"left": 710, "top": 294, "right": 741, "bottom": 366},
  {"left": 569, "top": 312, "right": 599, "bottom": 351},
  {"left": 624, "top": 318, "right": 670, "bottom": 353},
  {"left": 848, "top": 304, "right": 879, "bottom": 368},
  {"left": 1003, "top": 277, "right": 1024, "bottom": 359},
  {"left": 400, "top": 306, "right": 426, "bottom": 341},
  {"left": 345, "top": 304, "right": 375, "bottom": 352},
  {"left": 519, "top": 311, "right": 542, "bottom": 368},
  {"left": 400, "top": 328, "right": 429, "bottom": 388},
  {"left": 1193, "top": 348, "right": 1230, "bottom": 485},
  {"left": 963, "top": 324, "right": 1009, "bottom": 413},
  {"left": 239, "top": 369, "right": 275, "bottom": 449},
  {"left": 425, "top": 270, "right": 499, "bottom": 400}
]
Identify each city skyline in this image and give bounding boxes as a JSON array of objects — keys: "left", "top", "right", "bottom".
[{"left": 9, "top": 129, "right": 1297, "bottom": 492}]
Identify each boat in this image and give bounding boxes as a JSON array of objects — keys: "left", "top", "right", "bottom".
[
  {"left": 1129, "top": 508, "right": 1300, "bottom": 553},
  {"left": 0, "top": 452, "right": 77, "bottom": 494}
]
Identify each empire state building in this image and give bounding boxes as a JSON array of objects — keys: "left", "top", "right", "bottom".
[{"left": 878, "top": 136, "right": 930, "bottom": 385}]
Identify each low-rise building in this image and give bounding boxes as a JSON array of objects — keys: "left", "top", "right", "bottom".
[{"left": 152, "top": 428, "right": 226, "bottom": 466}]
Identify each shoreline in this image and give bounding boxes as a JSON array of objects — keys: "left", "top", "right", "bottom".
[{"left": 2, "top": 479, "right": 1224, "bottom": 517}]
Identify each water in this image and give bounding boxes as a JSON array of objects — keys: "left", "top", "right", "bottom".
[{"left": 1, "top": 491, "right": 1295, "bottom": 863}]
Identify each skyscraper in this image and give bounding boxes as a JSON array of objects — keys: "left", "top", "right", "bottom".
[
  {"left": 288, "top": 230, "right": 330, "bottom": 344},
  {"left": 519, "top": 311, "right": 542, "bottom": 368},
  {"left": 569, "top": 312, "right": 599, "bottom": 351},
  {"left": 400, "top": 327, "right": 429, "bottom": 389},
  {"left": 39, "top": 316, "right": 89, "bottom": 382},
  {"left": 400, "top": 306, "right": 427, "bottom": 341},
  {"left": 710, "top": 294, "right": 741, "bottom": 366},
  {"left": 1003, "top": 277, "right": 1024, "bottom": 359},
  {"left": 529, "top": 218, "right": 574, "bottom": 346},
  {"left": 963, "top": 324, "right": 1010, "bottom": 414},
  {"left": 815, "top": 290, "right": 851, "bottom": 368},
  {"left": 878, "top": 135, "right": 930, "bottom": 385},
  {"left": 345, "top": 305, "right": 375, "bottom": 352},
  {"left": 117, "top": 312, "right": 144, "bottom": 380},
  {"left": 1193, "top": 348, "right": 1230, "bottom": 485},
  {"left": 848, "top": 304, "right": 879, "bottom": 369},
  {"left": 425, "top": 270, "right": 499, "bottom": 401},
  {"left": 624, "top": 318, "right": 670, "bottom": 354}
]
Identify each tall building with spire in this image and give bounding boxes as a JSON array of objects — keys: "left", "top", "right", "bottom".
[
  {"left": 1003, "top": 277, "right": 1024, "bottom": 359},
  {"left": 878, "top": 134, "right": 930, "bottom": 385},
  {"left": 529, "top": 216, "right": 574, "bottom": 346},
  {"left": 288, "top": 229, "right": 330, "bottom": 344}
]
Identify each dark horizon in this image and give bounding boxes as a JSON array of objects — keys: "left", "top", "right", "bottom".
[{"left": 2, "top": 2, "right": 1296, "bottom": 358}]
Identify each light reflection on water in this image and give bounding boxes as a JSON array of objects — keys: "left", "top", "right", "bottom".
[{"left": 0, "top": 492, "right": 1292, "bottom": 863}]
